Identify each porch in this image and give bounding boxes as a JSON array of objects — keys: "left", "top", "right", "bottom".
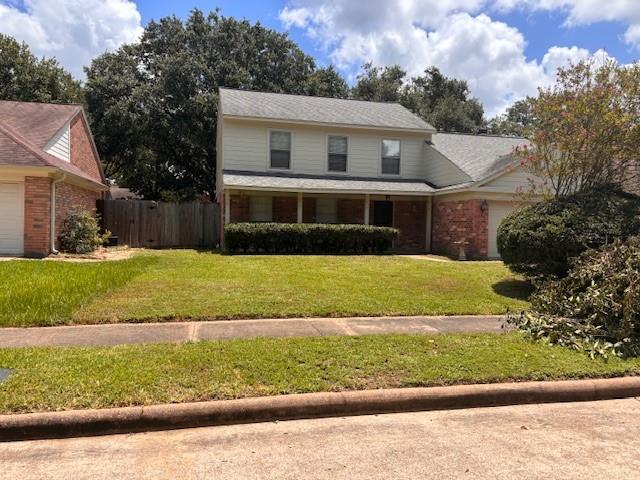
[{"left": 223, "top": 190, "right": 433, "bottom": 252}]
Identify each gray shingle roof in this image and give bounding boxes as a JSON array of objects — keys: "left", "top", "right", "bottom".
[
  {"left": 428, "top": 133, "right": 530, "bottom": 182},
  {"left": 223, "top": 170, "right": 434, "bottom": 195},
  {"left": 0, "top": 101, "right": 80, "bottom": 149},
  {"left": 219, "top": 88, "right": 435, "bottom": 132},
  {"left": 0, "top": 101, "right": 104, "bottom": 186}
]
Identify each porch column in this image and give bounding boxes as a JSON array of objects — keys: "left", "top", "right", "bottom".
[
  {"left": 364, "top": 194, "right": 370, "bottom": 225},
  {"left": 297, "top": 192, "right": 303, "bottom": 223},
  {"left": 425, "top": 196, "right": 432, "bottom": 252},
  {"left": 224, "top": 190, "right": 231, "bottom": 224}
]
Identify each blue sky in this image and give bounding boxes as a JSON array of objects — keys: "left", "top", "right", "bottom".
[
  {"left": 136, "top": 1, "right": 637, "bottom": 67},
  {"left": 1, "top": 0, "right": 639, "bottom": 115}
]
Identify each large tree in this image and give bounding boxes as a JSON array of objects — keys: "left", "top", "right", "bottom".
[
  {"left": 350, "top": 63, "right": 405, "bottom": 102},
  {"left": 0, "top": 34, "right": 82, "bottom": 103},
  {"left": 401, "top": 67, "right": 484, "bottom": 133},
  {"left": 85, "top": 9, "right": 346, "bottom": 201},
  {"left": 519, "top": 60, "right": 640, "bottom": 197},
  {"left": 487, "top": 99, "right": 534, "bottom": 137},
  {"left": 303, "top": 65, "right": 349, "bottom": 98},
  {"left": 351, "top": 64, "right": 485, "bottom": 132}
]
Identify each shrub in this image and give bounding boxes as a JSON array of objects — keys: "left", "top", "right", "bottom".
[
  {"left": 508, "top": 238, "right": 640, "bottom": 358},
  {"left": 498, "top": 186, "right": 640, "bottom": 279},
  {"left": 58, "top": 210, "right": 110, "bottom": 254},
  {"left": 224, "top": 223, "right": 399, "bottom": 254}
]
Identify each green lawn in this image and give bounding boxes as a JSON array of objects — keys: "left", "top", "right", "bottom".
[
  {"left": 0, "top": 250, "right": 531, "bottom": 327},
  {"left": 0, "top": 255, "right": 157, "bottom": 327},
  {"left": 0, "top": 333, "right": 637, "bottom": 414}
]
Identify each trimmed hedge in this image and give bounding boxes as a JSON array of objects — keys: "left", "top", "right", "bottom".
[
  {"left": 497, "top": 186, "right": 640, "bottom": 279},
  {"left": 225, "top": 223, "right": 399, "bottom": 253}
]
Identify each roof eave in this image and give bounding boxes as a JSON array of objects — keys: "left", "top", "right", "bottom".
[{"left": 222, "top": 114, "right": 436, "bottom": 135}]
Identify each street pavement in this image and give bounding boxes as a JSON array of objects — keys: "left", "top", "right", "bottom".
[{"left": 1, "top": 398, "right": 639, "bottom": 479}]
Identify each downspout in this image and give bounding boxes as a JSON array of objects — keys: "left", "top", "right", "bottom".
[{"left": 50, "top": 174, "right": 66, "bottom": 255}]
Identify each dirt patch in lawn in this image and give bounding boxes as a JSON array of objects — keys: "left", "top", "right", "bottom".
[{"left": 45, "top": 247, "right": 142, "bottom": 263}]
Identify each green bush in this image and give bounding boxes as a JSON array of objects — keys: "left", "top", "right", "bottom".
[
  {"left": 225, "top": 223, "right": 399, "bottom": 254},
  {"left": 498, "top": 187, "right": 640, "bottom": 279},
  {"left": 508, "top": 238, "right": 640, "bottom": 358},
  {"left": 58, "top": 210, "right": 110, "bottom": 254}
]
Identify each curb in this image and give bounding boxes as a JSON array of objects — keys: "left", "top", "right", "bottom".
[{"left": 1, "top": 377, "right": 639, "bottom": 442}]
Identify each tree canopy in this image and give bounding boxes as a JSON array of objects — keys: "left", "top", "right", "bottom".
[
  {"left": 518, "top": 60, "right": 640, "bottom": 197},
  {"left": 487, "top": 99, "right": 534, "bottom": 137},
  {"left": 85, "top": 9, "right": 346, "bottom": 201},
  {"left": 0, "top": 34, "right": 82, "bottom": 103},
  {"left": 350, "top": 64, "right": 485, "bottom": 133}
]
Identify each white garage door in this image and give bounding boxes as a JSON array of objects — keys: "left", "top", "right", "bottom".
[
  {"left": 0, "top": 182, "right": 25, "bottom": 256},
  {"left": 488, "top": 201, "right": 516, "bottom": 259}
]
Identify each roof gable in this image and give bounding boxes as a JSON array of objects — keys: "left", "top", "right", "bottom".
[
  {"left": 219, "top": 88, "right": 435, "bottom": 132},
  {"left": 429, "top": 133, "right": 529, "bottom": 183},
  {"left": 0, "top": 101, "right": 80, "bottom": 149},
  {"left": 0, "top": 103, "right": 103, "bottom": 186}
]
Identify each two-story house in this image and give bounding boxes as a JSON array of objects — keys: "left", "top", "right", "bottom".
[{"left": 216, "top": 88, "right": 534, "bottom": 258}]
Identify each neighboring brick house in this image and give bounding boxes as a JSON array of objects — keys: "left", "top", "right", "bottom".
[
  {"left": 0, "top": 101, "right": 107, "bottom": 257},
  {"left": 216, "top": 88, "right": 539, "bottom": 258}
]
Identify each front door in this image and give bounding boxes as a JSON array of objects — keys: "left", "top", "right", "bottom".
[{"left": 373, "top": 201, "right": 393, "bottom": 227}]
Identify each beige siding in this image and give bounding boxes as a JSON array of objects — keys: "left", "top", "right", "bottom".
[
  {"left": 44, "top": 122, "right": 70, "bottom": 162},
  {"left": 479, "top": 166, "right": 537, "bottom": 193},
  {"left": 422, "top": 145, "right": 470, "bottom": 187},
  {"left": 221, "top": 119, "right": 429, "bottom": 179},
  {"left": 222, "top": 122, "right": 268, "bottom": 171}
]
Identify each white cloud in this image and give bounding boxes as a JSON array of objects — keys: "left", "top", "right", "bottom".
[
  {"left": 280, "top": 0, "right": 625, "bottom": 116},
  {"left": 0, "top": 0, "right": 143, "bottom": 78},
  {"left": 494, "top": 0, "right": 640, "bottom": 49}
]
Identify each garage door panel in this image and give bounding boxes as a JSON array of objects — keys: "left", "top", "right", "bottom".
[
  {"left": 0, "top": 182, "right": 25, "bottom": 255},
  {"left": 488, "top": 201, "right": 516, "bottom": 259}
]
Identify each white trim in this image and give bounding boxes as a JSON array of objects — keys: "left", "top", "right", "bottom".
[
  {"left": 379, "top": 137, "right": 402, "bottom": 177},
  {"left": 267, "top": 129, "right": 293, "bottom": 171},
  {"left": 223, "top": 183, "right": 432, "bottom": 196},
  {"left": 325, "top": 133, "right": 350, "bottom": 174},
  {"left": 425, "top": 197, "right": 432, "bottom": 252},
  {"left": 224, "top": 192, "right": 230, "bottom": 224},
  {"left": 222, "top": 114, "right": 436, "bottom": 135},
  {"left": 364, "top": 193, "right": 370, "bottom": 225},
  {"left": 44, "top": 121, "right": 70, "bottom": 163}
]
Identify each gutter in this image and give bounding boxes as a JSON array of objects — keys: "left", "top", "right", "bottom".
[{"left": 50, "top": 174, "right": 66, "bottom": 255}]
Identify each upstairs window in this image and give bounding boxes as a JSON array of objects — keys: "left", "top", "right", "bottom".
[
  {"left": 381, "top": 139, "right": 401, "bottom": 175},
  {"left": 328, "top": 135, "right": 348, "bottom": 172},
  {"left": 270, "top": 131, "right": 291, "bottom": 169}
]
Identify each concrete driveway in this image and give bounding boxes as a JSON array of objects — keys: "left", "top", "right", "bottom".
[{"left": 1, "top": 399, "right": 639, "bottom": 479}]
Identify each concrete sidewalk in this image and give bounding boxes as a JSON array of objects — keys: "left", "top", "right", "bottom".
[{"left": 0, "top": 315, "right": 505, "bottom": 348}]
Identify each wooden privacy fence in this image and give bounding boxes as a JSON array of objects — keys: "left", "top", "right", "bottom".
[{"left": 97, "top": 200, "right": 219, "bottom": 249}]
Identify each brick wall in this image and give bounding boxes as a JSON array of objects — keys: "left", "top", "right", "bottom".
[
  {"left": 432, "top": 199, "right": 488, "bottom": 259},
  {"left": 229, "top": 194, "right": 249, "bottom": 222},
  {"left": 23, "top": 177, "right": 51, "bottom": 257},
  {"left": 70, "top": 115, "right": 103, "bottom": 183},
  {"left": 337, "top": 199, "right": 365, "bottom": 224},
  {"left": 624, "top": 161, "right": 640, "bottom": 196},
  {"left": 393, "top": 200, "right": 426, "bottom": 251},
  {"left": 272, "top": 197, "right": 297, "bottom": 223},
  {"left": 54, "top": 182, "right": 101, "bottom": 247}
]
